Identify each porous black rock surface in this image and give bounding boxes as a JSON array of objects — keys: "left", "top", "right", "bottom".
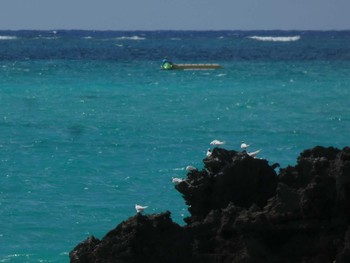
[{"left": 70, "top": 146, "right": 350, "bottom": 263}]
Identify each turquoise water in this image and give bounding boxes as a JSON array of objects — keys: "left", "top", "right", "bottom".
[{"left": 1, "top": 31, "right": 350, "bottom": 262}]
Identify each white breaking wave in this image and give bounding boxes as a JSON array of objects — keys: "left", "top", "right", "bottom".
[
  {"left": 248, "top": 36, "right": 301, "bottom": 42},
  {"left": 0, "top": 36, "right": 17, "bottom": 40},
  {"left": 34, "top": 36, "right": 59, "bottom": 40},
  {"left": 115, "top": 36, "right": 146, "bottom": 40}
]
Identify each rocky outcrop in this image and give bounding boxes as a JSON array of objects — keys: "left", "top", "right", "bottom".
[
  {"left": 69, "top": 211, "right": 192, "bottom": 263},
  {"left": 177, "top": 148, "right": 278, "bottom": 224},
  {"left": 70, "top": 146, "right": 350, "bottom": 263}
]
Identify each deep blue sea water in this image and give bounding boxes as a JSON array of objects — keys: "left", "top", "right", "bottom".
[{"left": 0, "top": 30, "right": 350, "bottom": 262}]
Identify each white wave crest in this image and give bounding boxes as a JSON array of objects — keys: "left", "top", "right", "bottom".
[
  {"left": 248, "top": 36, "right": 301, "bottom": 42},
  {"left": 34, "top": 36, "right": 59, "bottom": 40},
  {"left": 0, "top": 36, "right": 17, "bottom": 40},
  {"left": 115, "top": 36, "right": 145, "bottom": 40}
]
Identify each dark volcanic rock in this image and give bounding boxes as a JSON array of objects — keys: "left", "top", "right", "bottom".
[
  {"left": 177, "top": 148, "right": 278, "bottom": 223},
  {"left": 70, "top": 146, "right": 350, "bottom": 263},
  {"left": 70, "top": 211, "right": 192, "bottom": 263}
]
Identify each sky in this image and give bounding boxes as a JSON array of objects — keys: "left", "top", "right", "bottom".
[{"left": 0, "top": 0, "right": 349, "bottom": 31}]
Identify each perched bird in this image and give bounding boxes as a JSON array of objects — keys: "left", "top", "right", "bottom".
[
  {"left": 248, "top": 149, "right": 261, "bottom": 158},
  {"left": 135, "top": 204, "right": 148, "bottom": 214},
  {"left": 210, "top": 139, "right": 225, "bottom": 146},
  {"left": 206, "top": 148, "right": 212, "bottom": 157},
  {"left": 186, "top": 165, "right": 197, "bottom": 172},
  {"left": 240, "top": 142, "right": 250, "bottom": 150},
  {"left": 172, "top": 177, "right": 185, "bottom": 185}
]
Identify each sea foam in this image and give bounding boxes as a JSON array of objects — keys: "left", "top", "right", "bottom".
[
  {"left": 0, "top": 36, "right": 17, "bottom": 40},
  {"left": 115, "top": 36, "right": 146, "bottom": 40},
  {"left": 248, "top": 36, "right": 301, "bottom": 42}
]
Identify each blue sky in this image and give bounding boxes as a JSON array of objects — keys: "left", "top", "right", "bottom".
[{"left": 0, "top": 0, "right": 349, "bottom": 30}]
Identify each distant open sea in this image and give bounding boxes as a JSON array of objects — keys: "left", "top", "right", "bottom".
[{"left": 0, "top": 30, "right": 350, "bottom": 262}]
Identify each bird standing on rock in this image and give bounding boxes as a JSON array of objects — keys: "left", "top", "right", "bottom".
[
  {"left": 186, "top": 165, "right": 197, "bottom": 172},
  {"left": 172, "top": 177, "right": 185, "bottom": 184},
  {"left": 206, "top": 148, "right": 212, "bottom": 157},
  {"left": 210, "top": 139, "right": 225, "bottom": 146},
  {"left": 135, "top": 204, "right": 148, "bottom": 214},
  {"left": 241, "top": 142, "right": 250, "bottom": 150},
  {"left": 248, "top": 149, "right": 261, "bottom": 158}
]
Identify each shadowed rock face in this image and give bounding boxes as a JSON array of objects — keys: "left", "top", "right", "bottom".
[
  {"left": 70, "top": 146, "right": 350, "bottom": 263},
  {"left": 70, "top": 212, "right": 192, "bottom": 263},
  {"left": 177, "top": 148, "right": 278, "bottom": 223}
]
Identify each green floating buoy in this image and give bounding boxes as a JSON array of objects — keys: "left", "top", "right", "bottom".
[{"left": 162, "top": 62, "right": 173, "bottom": 70}]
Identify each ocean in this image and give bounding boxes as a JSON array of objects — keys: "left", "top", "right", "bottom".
[{"left": 0, "top": 30, "right": 349, "bottom": 262}]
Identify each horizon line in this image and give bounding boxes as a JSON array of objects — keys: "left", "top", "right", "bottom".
[{"left": 0, "top": 28, "right": 350, "bottom": 32}]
